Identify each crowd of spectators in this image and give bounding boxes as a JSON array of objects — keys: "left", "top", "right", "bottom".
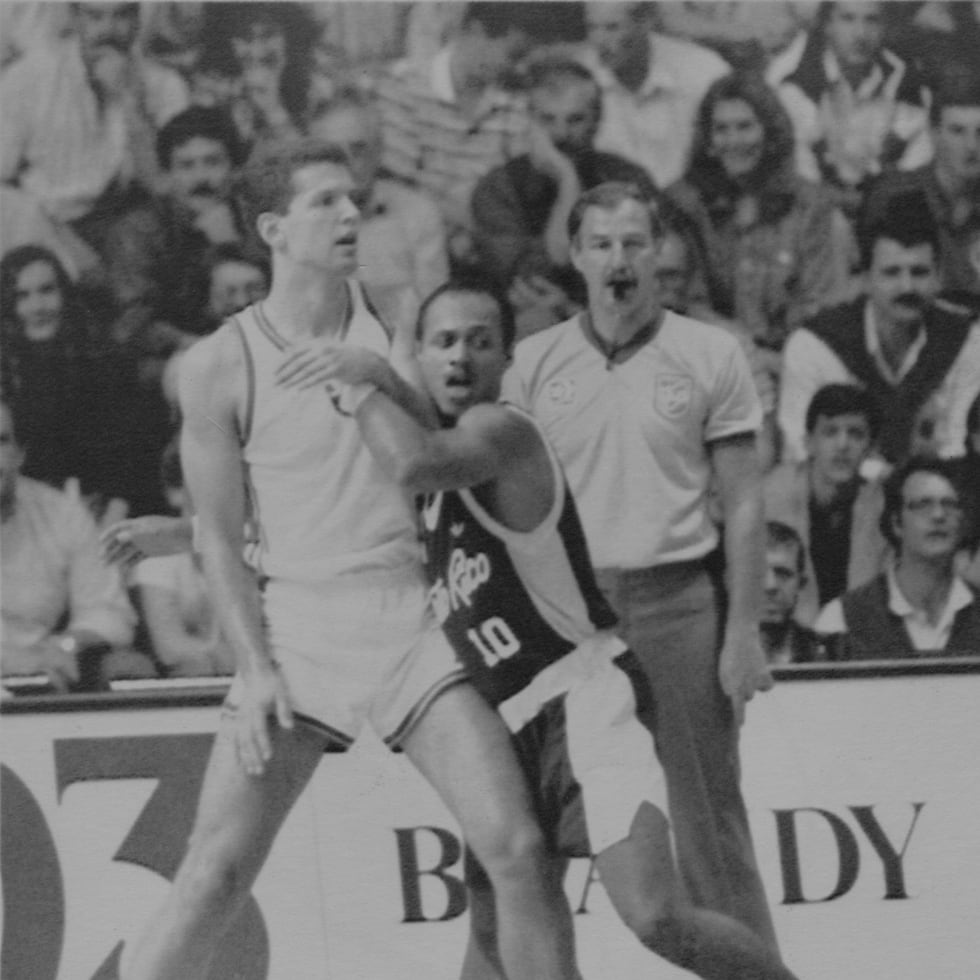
[{"left": 2, "top": 1, "right": 979, "bottom": 693}]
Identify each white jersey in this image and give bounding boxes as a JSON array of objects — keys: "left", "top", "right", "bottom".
[{"left": 232, "top": 283, "right": 421, "bottom": 584}]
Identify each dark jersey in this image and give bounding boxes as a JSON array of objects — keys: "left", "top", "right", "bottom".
[{"left": 420, "top": 408, "right": 618, "bottom": 707}]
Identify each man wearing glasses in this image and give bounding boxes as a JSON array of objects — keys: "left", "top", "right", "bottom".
[{"left": 815, "top": 457, "right": 980, "bottom": 657}]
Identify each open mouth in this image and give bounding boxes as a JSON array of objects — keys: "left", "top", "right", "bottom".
[
  {"left": 444, "top": 368, "right": 474, "bottom": 397},
  {"left": 606, "top": 275, "right": 637, "bottom": 301}
]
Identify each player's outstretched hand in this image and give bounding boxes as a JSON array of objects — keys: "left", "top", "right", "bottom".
[
  {"left": 276, "top": 343, "right": 386, "bottom": 392},
  {"left": 718, "top": 627, "right": 774, "bottom": 727},
  {"left": 100, "top": 515, "right": 194, "bottom": 568},
  {"left": 236, "top": 664, "right": 294, "bottom": 777}
]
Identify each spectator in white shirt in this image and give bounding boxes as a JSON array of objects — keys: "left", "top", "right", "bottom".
[
  {"left": 578, "top": 1, "right": 729, "bottom": 187},
  {"left": 1, "top": 2, "right": 188, "bottom": 280}
]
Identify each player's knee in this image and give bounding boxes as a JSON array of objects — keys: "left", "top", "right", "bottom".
[{"left": 473, "top": 816, "right": 548, "bottom": 884}]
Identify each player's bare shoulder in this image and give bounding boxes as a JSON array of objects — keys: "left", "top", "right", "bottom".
[
  {"left": 459, "top": 402, "right": 548, "bottom": 469},
  {"left": 177, "top": 322, "right": 249, "bottom": 432}
]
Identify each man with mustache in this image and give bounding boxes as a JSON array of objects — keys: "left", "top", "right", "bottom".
[
  {"left": 501, "top": 181, "right": 782, "bottom": 951},
  {"left": 472, "top": 55, "right": 657, "bottom": 338},
  {"left": 102, "top": 105, "right": 256, "bottom": 378},
  {"left": 815, "top": 456, "right": 980, "bottom": 658},
  {"left": 779, "top": 190, "right": 980, "bottom": 465},
  {"left": 1, "top": 2, "right": 188, "bottom": 278}
]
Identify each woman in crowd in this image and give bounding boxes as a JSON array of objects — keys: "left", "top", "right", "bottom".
[
  {"left": 667, "top": 71, "right": 853, "bottom": 354},
  {"left": 0, "top": 246, "right": 167, "bottom": 519}
]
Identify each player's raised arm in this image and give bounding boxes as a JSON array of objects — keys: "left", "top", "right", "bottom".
[{"left": 178, "top": 329, "right": 293, "bottom": 774}]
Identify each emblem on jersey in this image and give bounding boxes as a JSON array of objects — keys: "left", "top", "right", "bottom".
[
  {"left": 546, "top": 378, "right": 576, "bottom": 406},
  {"left": 428, "top": 548, "right": 491, "bottom": 624},
  {"left": 451, "top": 522, "right": 465, "bottom": 538},
  {"left": 654, "top": 374, "right": 693, "bottom": 419},
  {"left": 420, "top": 493, "right": 443, "bottom": 532}
]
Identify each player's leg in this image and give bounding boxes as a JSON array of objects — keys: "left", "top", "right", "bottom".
[
  {"left": 402, "top": 682, "right": 578, "bottom": 980},
  {"left": 122, "top": 712, "right": 328, "bottom": 980},
  {"left": 459, "top": 850, "right": 505, "bottom": 980},
  {"left": 597, "top": 803, "right": 799, "bottom": 980},
  {"left": 460, "top": 851, "right": 582, "bottom": 980}
]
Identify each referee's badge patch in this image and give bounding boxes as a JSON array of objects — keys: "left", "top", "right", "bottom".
[
  {"left": 654, "top": 374, "right": 693, "bottom": 419},
  {"left": 546, "top": 378, "right": 576, "bottom": 406}
]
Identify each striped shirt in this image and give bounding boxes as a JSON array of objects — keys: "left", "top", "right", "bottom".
[{"left": 369, "top": 48, "right": 529, "bottom": 233}]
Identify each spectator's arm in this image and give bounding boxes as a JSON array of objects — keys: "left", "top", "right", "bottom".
[
  {"left": 64, "top": 499, "right": 137, "bottom": 648},
  {"left": 0, "top": 60, "right": 31, "bottom": 183}
]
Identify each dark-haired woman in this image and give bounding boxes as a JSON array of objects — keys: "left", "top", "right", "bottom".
[
  {"left": 1, "top": 245, "right": 168, "bottom": 517},
  {"left": 667, "top": 71, "right": 854, "bottom": 354}
]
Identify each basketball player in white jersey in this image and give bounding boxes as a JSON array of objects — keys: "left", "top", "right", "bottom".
[
  {"left": 271, "top": 277, "right": 800, "bottom": 980},
  {"left": 121, "top": 141, "right": 577, "bottom": 980}
]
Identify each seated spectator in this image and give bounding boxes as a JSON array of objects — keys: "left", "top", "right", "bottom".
[
  {"left": 1, "top": 398, "right": 153, "bottom": 693},
  {"left": 761, "top": 521, "right": 823, "bottom": 664},
  {"left": 0, "top": 245, "right": 169, "bottom": 517},
  {"left": 770, "top": 1, "right": 932, "bottom": 219},
  {"left": 102, "top": 105, "right": 252, "bottom": 369},
  {"left": 862, "top": 64, "right": 980, "bottom": 302},
  {"left": 198, "top": 2, "right": 313, "bottom": 149},
  {"left": 370, "top": 2, "right": 543, "bottom": 267},
  {"left": 667, "top": 71, "right": 853, "bottom": 352},
  {"left": 816, "top": 456, "right": 980, "bottom": 658},
  {"left": 765, "top": 384, "right": 888, "bottom": 624},
  {"left": 779, "top": 191, "right": 980, "bottom": 464},
  {"left": 133, "top": 441, "right": 234, "bottom": 678},
  {"left": 1, "top": 2, "right": 188, "bottom": 280},
  {"left": 308, "top": 90, "right": 448, "bottom": 328},
  {"left": 578, "top": 1, "right": 730, "bottom": 187}
]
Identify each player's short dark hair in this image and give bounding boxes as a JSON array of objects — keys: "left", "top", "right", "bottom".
[
  {"left": 880, "top": 456, "right": 962, "bottom": 549},
  {"left": 156, "top": 106, "right": 248, "bottom": 171},
  {"left": 567, "top": 181, "right": 664, "bottom": 244},
  {"left": 417, "top": 275, "right": 516, "bottom": 352},
  {"left": 766, "top": 520, "right": 807, "bottom": 574},
  {"left": 857, "top": 188, "right": 939, "bottom": 270},
  {"left": 237, "top": 138, "right": 350, "bottom": 232},
  {"left": 805, "top": 384, "right": 880, "bottom": 440}
]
